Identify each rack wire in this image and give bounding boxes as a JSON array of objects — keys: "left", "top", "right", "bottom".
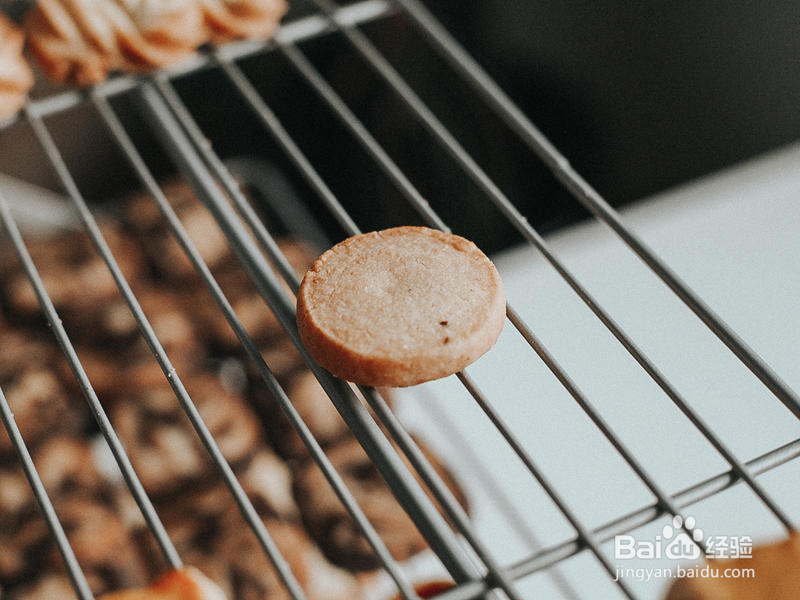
[{"left": 0, "top": 1, "right": 798, "bottom": 599}]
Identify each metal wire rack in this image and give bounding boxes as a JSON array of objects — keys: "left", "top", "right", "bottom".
[{"left": 1, "top": 1, "right": 799, "bottom": 599}]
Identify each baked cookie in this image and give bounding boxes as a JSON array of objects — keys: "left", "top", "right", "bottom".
[
  {"left": 296, "top": 226, "right": 506, "bottom": 387},
  {"left": 255, "top": 369, "right": 395, "bottom": 460},
  {"left": 199, "top": 0, "right": 287, "bottom": 44},
  {"left": 0, "top": 437, "right": 104, "bottom": 587},
  {"left": 111, "top": 370, "right": 261, "bottom": 497},
  {"left": 25, "top": 0, "right": 205, "bottom": 86},
  {"left": 193, "top": 236, "right": 314, "bottom": 352},
  {"left": 1, "top": 221, "right": 144, "bottom": 326},
  {"left": 150, "top": 481, "right": 359, "bottom": 600},
  {"left": 255, "top": 370, "right": 350, "bottom": 459},
  {"left": 124, "top": 179, "right": 230, "bottom": 282},
  {"left": 665, "top": 532, "right": 800, "bottom": 599},
  {"left": 255, "top": 335, "right": 305, "bottom": 382},
  {"left": 46, "top": 493, "right": 150, "bottom": 594},
  {"left": 214, "top": 516, "right": 361, "bottom": 600},
  {"left": 293, "top": 436, "right": 468, "bottom": 571},
  {"left": 9, "top": 575, "right": 79, "bottom": 600},
  {"left": 0, "top": 347, "right": 83, "bottom": 460},
  {"left": 0, "top": 15, "right": 34, "bottom": 120},
  {"left": 96, "top": 567, "right": 225, "bottom": 600},
  {"left": 93, "top": 283, "right": 203, "bottom": 361}
]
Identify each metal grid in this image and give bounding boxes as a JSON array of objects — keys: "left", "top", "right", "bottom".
[{"left": 0, "top": 1, "right": 798, "bottom": 599}]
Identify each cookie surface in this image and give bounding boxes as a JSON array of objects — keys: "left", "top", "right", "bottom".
[
  {"left": 293, "top": 436, "right": 469, "bottom": 571},
  {"left": 296, "top": 226, "right": 505, "bottom": 387},
  {"left": 665, "top": 533, "right": 800, "bottom": 599}
]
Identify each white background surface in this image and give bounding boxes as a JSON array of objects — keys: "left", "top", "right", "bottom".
[{"left": 397, "top": 142, "right": 800, "bottom": 599}]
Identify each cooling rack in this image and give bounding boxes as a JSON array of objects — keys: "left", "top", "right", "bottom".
[{"left": 1, "top": 1, "right": 798, "bottom": 599}]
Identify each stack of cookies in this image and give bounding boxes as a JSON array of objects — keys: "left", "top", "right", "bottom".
[
  {"left": 0, "top": 178, "right": 466, "bottom": 599},
  {"left": 0, "top": 14, "right": 34, "bottom": 120},
  {"left": 0, "top": 0, "right": 288, "bottom": 121}
]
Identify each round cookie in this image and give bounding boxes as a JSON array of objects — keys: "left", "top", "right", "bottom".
[{"left": 296, "top": 226, "right": 505, "bottom": 387}]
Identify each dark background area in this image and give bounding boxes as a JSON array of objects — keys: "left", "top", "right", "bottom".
[
  {"left": 421, "top": 1, "right": 800, "bottom": 208},
  {"left": 210, "top": 0, "right": 800, "bottom": 252},
  {"left": 3, "top": 1, "right": 799, "bottom": 254},
  {"left": 173, "top": 0, "right": 800, "bottom": 252}
]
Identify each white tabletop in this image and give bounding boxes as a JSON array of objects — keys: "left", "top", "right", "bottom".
[{"left": 396, "top": 141, "right": 800, "bottom": 599}]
